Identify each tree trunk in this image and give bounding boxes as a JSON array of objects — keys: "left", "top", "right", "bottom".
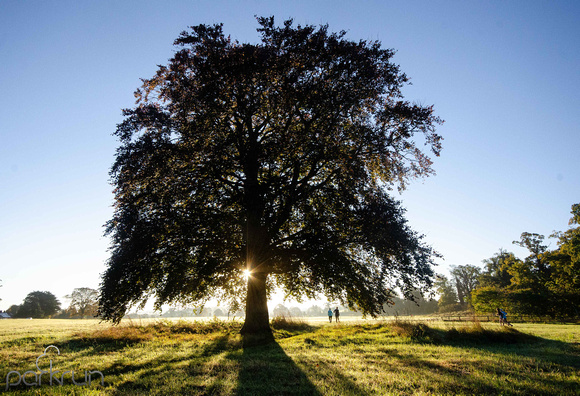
[
  {"left": 240, "top": 127, "right": 272, "bottom": 336},
  {"left": 240, "top": 271, "right": 271, "bottom": 335}
]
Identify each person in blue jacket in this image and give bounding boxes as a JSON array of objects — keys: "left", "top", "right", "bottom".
[{"left": 500, "top": 308, "right": 513, "bottom": 327}]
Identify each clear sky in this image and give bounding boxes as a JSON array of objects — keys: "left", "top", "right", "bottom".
[{"left": 1, "top": 0, "right": 579, "bottom": 311}]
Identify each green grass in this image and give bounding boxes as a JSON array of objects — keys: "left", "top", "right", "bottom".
[{"left": 0, "top": 318, "right": 578, "bottom": 395}]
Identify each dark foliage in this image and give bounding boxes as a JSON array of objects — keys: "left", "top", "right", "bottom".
[
  {"left": 14, "top": 291, "right": 61, "bottom": 318},
  {"left": 100, "top": 16, "right": 443, "bottom": 330}
]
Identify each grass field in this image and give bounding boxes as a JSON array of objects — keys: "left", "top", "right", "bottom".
[{"left": 0, "top": 317, "right": 578, "bottom": 395}]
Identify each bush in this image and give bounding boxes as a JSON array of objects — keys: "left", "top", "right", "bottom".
[
  {"left": 443, "top": 322, "right": 537, "bottom": 344},
  {"left": 270, "top": 315, "right": 311, "bottom": 332},
  {"left": 389, "top": 320, "right": 537, "bottom": 345},
  {"left": 391, "top": 320, "right": 442, "bottom": 343}
]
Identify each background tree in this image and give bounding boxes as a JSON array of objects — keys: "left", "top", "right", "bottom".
[
  {"left": 506, "top": 233, "right": 555, "bottom": 316},
  {"left": 513, "top": 232, "right": 550, "bottom": 282},
  {"left": 382, "top": 290, "right": 438, "bottom": 316},
  {"left": 478, "top": 249, "right": 520, "bottom": 288},
  {"left": 16, "top": 291, "right": 60, "bottom": 318},
  {"left": 272, "top": 304, "right": 291, "bottom": 318},
  {"left": 6, "top": 304, "right": 20, "bottom": 317},
  {"left": 471, "top": 287, "right": 505, "bottom": 314},
  {"left": 449, "top": 264, "right": 481, "bottom": 308},
  {"left": 473, "top": 250, "right": 523, "bottom": 315},
  {"left": 66, "top": 288, "right": 99, "bottom": 318},
  {"left": 472, "top": 203, "right": 580, "bottom": 318},
  {"left": 289, "top": 306, "right": 304, "bottom": 317},
  {"left": 513, "top": 232, "right": 548, "bottom": 262},
  {"left": 305, "top": 305, "right": 325, "bottom": 317},
  {"left": 99, "top": 16, "right": 443, "bottom": 334},
  {"left": 434, "top": 275, "right": 458, "bottom": 312},
  {"left": 193, "top": 307, "right": 212, "bottom": 317}
]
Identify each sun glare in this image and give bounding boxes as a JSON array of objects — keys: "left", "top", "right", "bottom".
[{"left": 243, "top": 269, "right": 252, "bottom": 279}]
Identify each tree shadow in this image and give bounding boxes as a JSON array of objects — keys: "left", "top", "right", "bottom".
[
  {"left": 55, "top": 335, "right": 143, "bottom": 354},
  {"left": 108, "top": 332, "right": 322, "bottom": 395},
  {"left": 228, "top": 335, "right": 322, "bottom": 396},
  {"left": 382, "top": 347, "right": 504, "bottom": 394},
  {"left": 14, "top": 325, "right": 320, "bottom": 395},
  {"left": 312, "top": 359, "right": 371, "bottom": 396},
  {"left": 395, "top": 328, "right": 580, "bottom": 395},
  {"left": 439, "top": 329, "right": 580, "bottom": 370}
]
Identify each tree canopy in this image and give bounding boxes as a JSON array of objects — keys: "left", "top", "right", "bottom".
[
  {"left": 434, "top": 275, "right": 458, "bottom": 312},
  {"left": 450, "top": 264, "right": 481, "bottom": 307},
  {"left": 13, "top": 291, "right": 61, "bottom": 318},
  {"left": 66, "top": 287, "right": 99, "bottom": 318},
  {"left": 99, "top": 16, "right": 443, "bottom": 333}
]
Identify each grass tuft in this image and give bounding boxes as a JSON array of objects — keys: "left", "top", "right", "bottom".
[
  {"left": 444, "top": 322, "right": 538, "bottom": 344},
  {"left": 151, "top": 318, "right": 241, "bottom": 334},
  {"left": 72, "top": 318, "right": 242, "bottom": 346},
  {"left": 391, "top": 320, "right": 443, "bottom": 343},
  {"left": 390, "top": 319, "right": 539, "bottom": 345},
  {"left": 270, "top": 315, "right": 312, "bottom": 332}
]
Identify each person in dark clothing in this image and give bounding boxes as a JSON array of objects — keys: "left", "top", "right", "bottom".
[{"left": 333, "top": 307, "right": 340, "bottom": 323}]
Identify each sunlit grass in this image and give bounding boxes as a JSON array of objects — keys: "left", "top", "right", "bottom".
[{"left": 0, "top": 318, "right": 578, "bottom": 395}]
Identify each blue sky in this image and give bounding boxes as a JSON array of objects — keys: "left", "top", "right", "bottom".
[{"left": 1, "top": 1, "right": 579, "bottom": 311}]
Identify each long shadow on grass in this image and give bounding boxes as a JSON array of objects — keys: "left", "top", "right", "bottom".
[
  {"left": 313, "top": 359, "right": 371, "bottom": 396},
  {"left": 107, "top": 332, "right": 321, "bottom": 395},
  {"left": 437, "top": 326, "right": 580, "bottom": 369},
  {"left": 227, "top": 335, "right": 321, "bottom": 396},
  {"left": 385, "top": 347, "right": 501, "bottom": 394},
  {"left": 396, "top": 322, "right": 580, "bottom": 395},
  {"left": 388, "top": 341, "right": 579, "bottom": 395},
  {"left": 449, "top": 335, "right": 580, "bottom": 395},
  {"left": 56, "top": 336, "right": 142, "bottom": 354},
  {"left": 110, "top": 333, "right": 238, "bottom": 395}
]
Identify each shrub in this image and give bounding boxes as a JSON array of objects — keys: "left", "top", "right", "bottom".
[
  {"left": 444, "top": 322, "right": 537, "bottom": 344},
  {"left": 270, "top": 315, "right": 312, "bottom": 332},
  {"left": 391, "top": 320, "right": 442, "bottom": 343}
]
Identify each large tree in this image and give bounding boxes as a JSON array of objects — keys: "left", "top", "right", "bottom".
[
  {"left": 513, "top": 232, "right": 550, "bottom": 281},
  {"left": 17, "top": 291, "right": 61, "bottom": 318},
  {"left": 99, "top": 17, "right": 443, "bottom": 334},
  {"left": 434, "top": 275, "right": 458, "bottom": 312},
  {"left": 478, "top": 249, "right": 519, "bottom": 289},
  {"left": 66, "top": 287, "right": 99, "bottom": 318},
  {"left": 450, "top": 264, "right": 481, "bottom": 307}
]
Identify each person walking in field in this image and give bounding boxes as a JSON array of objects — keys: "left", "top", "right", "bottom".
[
  {"left": 333, "top": 307, "right": 340, "bottom": 323},
  {"left": 328, "top": 308, "right": 333, "bottom": 323},
  {"left": 496, "top": 307, "right": 505, "bottom": 326},
  {"left": 500, "top": 308, "right": 513, "bottom": 327}
]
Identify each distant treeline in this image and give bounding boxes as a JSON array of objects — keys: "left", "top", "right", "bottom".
[
  {"left": 125, "top": 291, "right": 439, "bottom": 320},
  {"left": 436, "top": 203, "right": 580, "bottom": 319}
]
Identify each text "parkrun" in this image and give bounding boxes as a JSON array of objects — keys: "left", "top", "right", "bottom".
[{"left": 5, "top": 345, "right": 104, "bottom": 390}]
